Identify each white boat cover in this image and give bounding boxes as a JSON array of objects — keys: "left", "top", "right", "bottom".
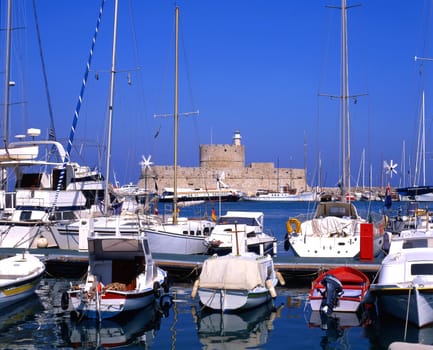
[
  {"left": 302, "top": 217, "right": 358, "bottom": 237},
  {"left": 199, "top": 256, "right": 265, "bottom": 290}
]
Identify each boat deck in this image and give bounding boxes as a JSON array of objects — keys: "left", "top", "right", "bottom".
[{"left": 0, "top": 248, "right": 382, "bottom": 281}]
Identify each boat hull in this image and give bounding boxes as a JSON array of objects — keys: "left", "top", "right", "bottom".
[
  {"left": 370, "top": 286, "right": 433, "bottom": 327},
  {"left": 289, "top": 234, "right": 383, "bottom": 258},
  {"left": 0, "top": 222, "right": 79, "bottom": 250},
  {"left": 145, "top": 227, "right": 209, "bottom": 254},
  {"left": 0, "top": 253, "right": 45, "bottom": 308},
  {"left": 198, "top": 287, "right": 273, "bottom": 311},
  {"left": 69, "top": 288, "right": 157, "bottom": 319}
]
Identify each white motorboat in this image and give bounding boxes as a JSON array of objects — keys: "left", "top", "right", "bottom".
[
  {"left": 244, "top": 190, "right": 317, "bottom": 202},
  {"left": 159, "top": 185, "right": 242, "bottom": 203},
  {"left": 204, "top": 211, "right": 277, "bottom": 256},
  {"left": 369, "top": 229, "right": 433, "bottom": 327},
  {"left": 192, "top": 229, "right": 284, "bottom": 311},
  {"left": 284, "top": 201, "right": 385, "bottom": 258},
  {"left": 0, "top": 252, "right": 45, "bottom": 308}
]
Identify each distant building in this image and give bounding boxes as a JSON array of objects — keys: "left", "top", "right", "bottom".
[{"left": 138, "top": 130, "right": 308, "bottom": 196}]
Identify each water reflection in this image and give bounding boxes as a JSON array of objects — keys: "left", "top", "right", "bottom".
[
  {"left": 192, "top": 301, "right": 283, "bottom": 349},
  {"left": 0, "top": 294, "right": 44, "bottom": 334},
  {"left": 363, "top": 312, "right": 433, "bottom": 349},
  {"left": 60, "top": 300, "right": 170, "bottom": 349},
  {"left": 308, "top": 310, "right": 361, "bottom": 349}
]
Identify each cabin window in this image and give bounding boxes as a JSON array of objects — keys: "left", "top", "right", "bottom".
[
  {"left": 17, "top": 173, "right": 42, "bottom": 189},
  {"left": 20, "top": 211, "right": 32, "bottom": 221},
  {"left": 403, "top": 239, "right": 429, "bottom": 249},
  {"left": 411, "top": 263, "right": 433, "bottom": 275}
]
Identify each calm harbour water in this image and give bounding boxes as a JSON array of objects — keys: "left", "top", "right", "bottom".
[{"left": 2, "top": 200, "right": 433, "bottom": 349}]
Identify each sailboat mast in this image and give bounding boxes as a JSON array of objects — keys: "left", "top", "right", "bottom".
[
  {"left": 340, "top": 0, "right": 350, "bottom": 199},
  {"left": 104, "top": 0, "right": 119, "bottom": 215},
  {"left": 422, "top": 90, "right": 426, "bottom": 186},
  {"left": 2, "top": 0, "right": 12, "bottom": 190},
  {"left": 3, "top": 0, "right": 12, "bottom": 147},
  {"left": 173, "top": 6, "right": 179, "bottom": 223}
]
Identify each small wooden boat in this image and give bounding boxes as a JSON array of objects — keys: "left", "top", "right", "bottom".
[
  {"left": 65, "top": 218, "right": 169, "bottom": 320},
  {"left": 0, "top": 252, "right": 45, "bottom": 308},
  {"left": 192, "top": 228, "right": 284, "bottom": 311},
  {"left": 309, "top": 266, "right": 370, "bottom": 314}
]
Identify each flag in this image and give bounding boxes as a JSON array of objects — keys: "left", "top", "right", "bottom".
[
  {"left": 384, "top": 183, "right": 392, "bottom": 209},
  {"left": 211, "top": 207, "right": 217, "bottom": 223}
]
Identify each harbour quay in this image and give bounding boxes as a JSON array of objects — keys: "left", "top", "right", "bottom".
[{"left": 0, "top": 247, "right": 382, "bottom": 282}]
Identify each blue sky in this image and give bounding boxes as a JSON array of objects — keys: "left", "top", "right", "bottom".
[{"left": 2, "top": 0, "right": 433, "bottom": 189}]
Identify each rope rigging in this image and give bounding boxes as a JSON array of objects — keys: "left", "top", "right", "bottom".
[{"left": 50, "top": 0, "right": 107, "bottom": 215}]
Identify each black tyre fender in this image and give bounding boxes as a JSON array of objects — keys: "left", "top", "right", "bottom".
[{"left": 61, "top": 291, "right": 69, "bottom": 310}]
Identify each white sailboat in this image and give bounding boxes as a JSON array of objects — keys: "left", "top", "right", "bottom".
[
  {"left": 143, "top": 6, "right": 215, "bottom": 254},
  {"left": 397, "top": 90, "right": 433, "bottom": 201},
  {"left": 284, "top": 0, "right": 385, "bottom": 258}
]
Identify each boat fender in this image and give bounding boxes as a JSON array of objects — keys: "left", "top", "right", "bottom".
[
  {"left": 61, "top": 291, "right": 69, "bottom": 310},
  {"left": 191, "top": 279, "right": 199, "bottom": 299},
  {"left": 36, "top": 236, "right": 48, "bottom": 248},
  {"left": 384, "top": 215, "right": 389, "bottom": 228},
  {"left": 70, "top": 310, "right": 80, "bottom": 321},
  {"left": 163, "top": 277, "right": 170, "bottom": 293},
  {"left": 285, "top": 218, "right": 301, "bottom": 235},
  {"left": 266, "top": 279, "right": 277, "bottom": 298},
  {"left": 276, "top": 271, "right": 286, "bottom": 286},
  {"left": 153, "top": 282, "right": 161, "bottom": 298},
  {"left": 160, "top": 294, "right": 173, "bottom": 317}
]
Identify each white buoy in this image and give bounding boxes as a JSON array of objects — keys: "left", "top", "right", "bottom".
[
  {"left": 36, "top": 236, "right": 48, "bottom": 248},
  {"left": 191, "top": 279, "right": 199, "bottom": 299}
]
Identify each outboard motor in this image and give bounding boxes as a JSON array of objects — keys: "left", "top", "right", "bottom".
[{"left": 319, "top": 274, "right": 343, "bottom": 315}]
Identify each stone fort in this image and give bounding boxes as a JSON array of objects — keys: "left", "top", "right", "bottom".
[{"left": 138, "top": 130, "right": 308, "bottom": 196}]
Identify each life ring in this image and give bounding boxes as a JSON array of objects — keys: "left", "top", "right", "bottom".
[{"left": 286, "top": 218, "right": 301, "bottom": 235}]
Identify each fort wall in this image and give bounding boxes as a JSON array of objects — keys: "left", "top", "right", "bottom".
[{"left": 138, "top": 130, "right": 309, "bottom": 195}]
